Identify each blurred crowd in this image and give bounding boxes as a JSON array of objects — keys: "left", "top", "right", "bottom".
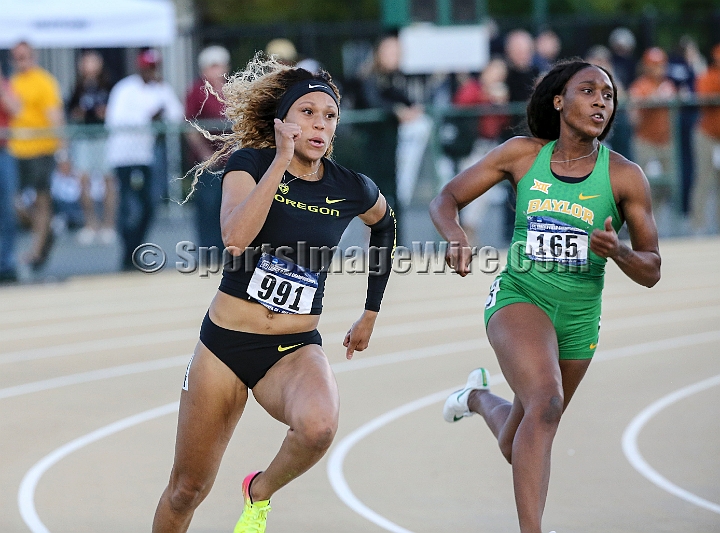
[{"left": 1, "top": 26, "right": 719, "bottom": 283}]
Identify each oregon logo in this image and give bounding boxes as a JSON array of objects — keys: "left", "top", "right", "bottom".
[{"left": 274, "top": 194, "right": 340, "bottom": 216}]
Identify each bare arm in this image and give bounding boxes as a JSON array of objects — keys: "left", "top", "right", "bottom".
[
  {"left": 220, "top": 119, "right": 298, "bottom": 253},
  {"left": 0, "top": 78, "right": 21, "bottom": 116},
  {"left": 429, "top": 137, "right": 542, "bottom": 276},
  {"left": 590, "top": 157, "right": 661, "bottom": 287}
]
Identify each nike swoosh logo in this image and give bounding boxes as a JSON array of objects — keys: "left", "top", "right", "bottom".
[
  {"left": 589, "top": 343, "right": 597, "bottom": 350},
  {"left": 278, "top": 343, "right": 303, "bottom": 352},
  {"left": 326, "top": 197, "right": 345, "bottom": 204},
  {"left": 453, "top": 415, "right": 464, "bottom": 422},
  {"left": 579, "top": 194, "right": 600, "bottom": 200},
  {"left": 308, "top": 84, "right": 325, "bottom": 89}
]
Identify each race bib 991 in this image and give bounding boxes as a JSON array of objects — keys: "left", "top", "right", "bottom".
[
  {"left": 247, "top": 253, "right": 318, "bottom": 314},
  {"left": 526, "top": 216, "right": 588, "bottom": 266}
]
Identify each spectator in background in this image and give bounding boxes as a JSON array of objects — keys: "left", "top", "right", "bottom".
[
  {"left": 361, "top": 34, "right": 429, "bottom": 213},
  {"left": 453, "top": 58, "right": 510, "bottom": 145},
  {"left": 533, "top": 29, "right": 562, "bottom": 75},
  {"left": 609, "top": 27, "right": 638, "bottom": 89},
  {"left": 667, "top": 36, "right": 705, "bottom": 215},
  {"left": 501, "top": 29, "right": 540, "bottom": 242},
  {"left": 504, "top": 29, "right": 540, "bottom": 113},
  {"left": 50, "top": 152, "right": 84, "bottom": 232},
  {"left": 585, "top": 45, "right": 628, "bottom": 150},
  {"left": 105, "top": 48, "right": 184, "bottom": 271},
  {"left": 628, "top": 47, "right": 677, "bottom": 215},
  {"left": 185, "top": 45, "right": 231, "bottom": 250},
  {"left": 0, "top": 70, "right": 18, "bottom": 283},
  {"left": 451, "top": 58, "right": 510, "bottom": 246},
  {"left": 7, "top": 41, "right": 65, "bottom": 272},
  {"left": 67, "top": 50, "right": 117, "bottom": 245},
  {"left": 265, "top": 38, "right": 298, "bottom": 66},
  {"left": 690, "top": 43, "right": 720, "bottom": 234}
]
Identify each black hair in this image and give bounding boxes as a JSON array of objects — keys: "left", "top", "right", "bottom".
[{"left": 526, "top": 59, "right": 618, "bottom": 141}]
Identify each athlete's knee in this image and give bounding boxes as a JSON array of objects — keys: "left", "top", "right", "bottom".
[
  {"left": 167, "top": 474, "right": 213, "bottom": 514},
  {"left": 294, "top": 415, "right": 337, "bottom": 453},
  {"left": 528, "top": 393, "right": 564, "bottom": 427}
]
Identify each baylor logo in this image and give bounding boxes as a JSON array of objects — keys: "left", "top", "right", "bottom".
[{"left": 529, "top": 179, "right": 552, "bottom": 194}]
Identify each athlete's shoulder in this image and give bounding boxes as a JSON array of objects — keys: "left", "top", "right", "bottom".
[
  {"left": 494, "top": 136, "right": 548, "bottom": 160},
  {"left": 608, "top": 149, "right": 646, "bottom": 182},
  {"left": 607, "top": 148, "right": 651, "bottom": 197},
  {"left": 325, "top": 158, "right": 379, "bottom": 210},
  {"left": 224, "top": 147, "right": 275, "bottom": 181},
  {"left": 485, "top": 136, "right": 549, "bottom": 177}
]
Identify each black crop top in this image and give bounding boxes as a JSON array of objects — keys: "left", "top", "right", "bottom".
[{"left": 219, "top": 148, "right": 380, "bottom": 314}]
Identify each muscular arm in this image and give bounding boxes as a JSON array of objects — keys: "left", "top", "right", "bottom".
[
  {"left": 590, "top": 157, "right": 661, "bottom": 287},
  {"left": 220, "top": 119, "right": 298, "bottom": 253},
  {"left": 429, "top": 137, "right": 542, "bottom": 276}
]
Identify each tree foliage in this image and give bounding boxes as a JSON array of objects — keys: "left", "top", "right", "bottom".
[{"left": 198, "top": 0, "right": 380, "bottom": 24}]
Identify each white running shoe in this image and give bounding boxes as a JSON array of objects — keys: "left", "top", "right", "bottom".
[{"left": 443, "top": 368, "right": 490, "bottom": 423}]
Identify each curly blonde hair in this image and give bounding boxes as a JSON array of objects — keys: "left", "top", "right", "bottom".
[{"left": 183, "top": 52, "right": 341, "bottom": 202}]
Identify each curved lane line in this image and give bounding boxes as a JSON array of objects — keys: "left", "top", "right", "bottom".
[
  {"left": 327, "top": 388, "right": 457, "bottom": 533},
  {"left": 14, "top": 330, "right": 720, "bottom": 533},
  {"left": 622, "top": 373, "right": 720, "bottom": 515},
  {"left": 18, "top": 402, "right": 179, "bottom": 533},
  {"left": 328, "top": 331, "right": 720, "bottom": 532}
]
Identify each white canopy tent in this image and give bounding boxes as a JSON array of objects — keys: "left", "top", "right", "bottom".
[{"left": 0, "top": 0, "right": 176, "bottom": 49}]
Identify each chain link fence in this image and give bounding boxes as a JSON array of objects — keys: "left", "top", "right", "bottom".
[{"left": 1, "top": 95, "right": 718, "bottom": 280}]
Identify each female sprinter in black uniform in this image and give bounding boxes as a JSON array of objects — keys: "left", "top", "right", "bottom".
[
  {"left": 430, "top": 60, "right": 660, "bottom": 533},
  {"left": 152, "top": 55, "right": 395, "bottom": 533}
]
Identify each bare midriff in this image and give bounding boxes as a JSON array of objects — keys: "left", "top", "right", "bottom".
[{"left": 208, "top": 290, "right": 321, "bottom": 334}]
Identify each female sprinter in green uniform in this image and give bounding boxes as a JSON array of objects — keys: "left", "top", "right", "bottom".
[
  {"left": 430, "top": 60, "right": 660, "bottom": 533},
  {"left": 152, "top": 55, "right": 395, "bottom": 533}
]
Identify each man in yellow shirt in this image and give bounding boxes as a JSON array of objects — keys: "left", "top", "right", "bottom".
[{"left": 8, "top": 41, "right": 65, "bottom": 270}]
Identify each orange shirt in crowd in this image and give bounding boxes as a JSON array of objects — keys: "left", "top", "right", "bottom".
[
  {"left": 696, "top": 66, "right": 720, "bottom": 139},
  {"left": 628, "top": 75, "right": 676, "bottom": 145}
]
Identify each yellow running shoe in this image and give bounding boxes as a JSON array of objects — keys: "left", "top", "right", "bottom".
[{"left": 234, "top": 471, "right": 271, "bottom": 533}]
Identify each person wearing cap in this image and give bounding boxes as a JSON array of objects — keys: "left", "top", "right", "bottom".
[
  {"left": 628, "top": 47, "right": 677, "bottom": 216},
  {"left": 185, "top": 45, "right": 231, "bottom": 250},
  {"left": 152, "top": 54, "right": 395, "bottom": 533},
  {"left": 609, "top": 27, "right": 638, "bottom": 89},
  {"left": 265, "top": 38, "right": 298, "bottom": 66},
  {"left": 6, "top": 41, "right": 65, "bottom": 272},
  {"left": 690, "top": 42, "right": 720, "bottom": 233},
  {"left": 104, "top": 48, "right": 184, "bottom": 270}
]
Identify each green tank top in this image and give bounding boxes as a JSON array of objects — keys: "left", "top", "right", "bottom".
[{"left": 503, "top": 140, "right": 622, "bottom": 298}]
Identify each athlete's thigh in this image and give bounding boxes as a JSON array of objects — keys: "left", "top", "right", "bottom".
[
  {"left": 559, "top": 358, "right": 592, "bottom": 411},
  {"left": 252, "top": 344, "right": 339, "bottom": 428},
  {"left": 486, "top": 302, "right": 562, "bottom": 404},
  {"left": 172, "top": 341, "right": 249, "bottom": 480}
]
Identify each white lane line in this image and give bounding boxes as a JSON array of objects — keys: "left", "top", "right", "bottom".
[
  {"left": 327, "top": 330, "right": 720, "bottom": 532},
  {"left": 327, "top": 388, "right": 458, "bottom": 533},
  {"left": 6, "top": 300, "right": 719, "bottom": 365},
  {"left": 0, "top": 329, "right": 198, "bottom": 365},
  {"left": 0, "top": 356, "right": 189, "bottom": 400},
  {"left": 14, "top": 329, "right": 720, "bottom": 533},
  {"left": 18, "top": 402, "right": 179, "bottom": 533},
  {"left": 622, "top": 373, "right": 720, "bottom": 515},
  {"left": 13, "top": 339, "right": 488, "bottom": 533}
]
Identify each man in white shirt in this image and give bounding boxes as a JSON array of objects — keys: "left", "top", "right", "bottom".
[{"left": 105, "top": 48, "right": 184, "bottom": 270}]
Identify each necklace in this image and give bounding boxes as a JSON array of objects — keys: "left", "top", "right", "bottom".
[
  {"left": 278, "top": 165, "right": 321, "bottom": 194},
  {"left": 550, "top": 144, "right": 598, "bottom": 164}
]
